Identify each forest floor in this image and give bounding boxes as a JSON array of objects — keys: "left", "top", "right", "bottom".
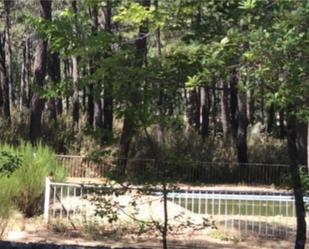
[{"left": 3, "top": 213, "right": 296, "bottom": 249}]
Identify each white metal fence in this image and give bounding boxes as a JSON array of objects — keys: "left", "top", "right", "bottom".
[{"left": 44, "top": 177, "right": 309, "bottom": 238}]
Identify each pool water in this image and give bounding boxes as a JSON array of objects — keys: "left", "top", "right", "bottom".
[{"left": 170, "top": 197, "right": 295, "bottom": 217}]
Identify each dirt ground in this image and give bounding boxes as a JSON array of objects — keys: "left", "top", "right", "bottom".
[
  {"left": 64, "top": 177, "right": 290, "bottom": 193},
  {"left": 3, "top": 213, "right": 296, "bottom": 249}
]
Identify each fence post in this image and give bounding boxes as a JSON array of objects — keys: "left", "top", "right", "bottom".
[{"left": 44, "top": 177, "right": 51, "bottom": 224}]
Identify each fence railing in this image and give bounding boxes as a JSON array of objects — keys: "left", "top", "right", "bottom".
[
  {"left": 58, "top": 155, "right": 111, "bottom": 178},
  {"left": 57, "top": 155, "right": 291, "bottom": 186},
  {"left": 44, "top": 178, "right": 308, "bottom": 239}
]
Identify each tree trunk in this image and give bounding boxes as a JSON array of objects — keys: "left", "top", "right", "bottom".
[
  {"left": 87, "top": 84, "right": 94, "bottom": 127},
  {"left": 246, "top": 89, "right": 255, "bottom": 125},
  {"left": 186, "top": 88, "right": 200, "bottom": 130},
  {"left": 237, "top": 82, "right": 248, "bottom": 165},
  {"left": 87, "top": 6, "right": 101, "bottom": 128},
  {"left": 0, "top": 2, "right": 12, "bottom": 121},
  {"left": 211, "top": 81, "right": 217, "bottom": 137},
  {"left": 261, "top": 86, "right": 265, "bottom": 124},
  {"left": 51, "top": 62, "right": 62, "bottom": 117},
  {"left": 72, "top": 55, "right": 80, "bottom": 128},
  {"left": 154, "top": 0, "right": 162, "bottom": 57},
  {"left": 279, "top": 110, "right": 286, "bottom": 139},
  {"left": 286, "top": 116, "right": 306, "bottom": 249},
  {"left": 230, "top": 73, "right": 238, "bottom": 138},
  {"left": 153, "top": 0, "right": 165, "bottom": 145},
  {"left": 25, "top": 36, "right": 32, "bottom": 108},
  {"left": 71, "top": 0, "right": 80, "bottom": 128},
  {"left": 162, "top": 181, "right": 168, "bottom": 249},
  {"left": 267, "top": 103, "right": 275, "bottom": 134},
  {"left": 20, "top": 41, "right": 27, "bottom": 110},
  {"left": 0, "top": 75, "right": 3, "bottom": 113},
  {"left": 90, "top": 5, "right": 103, "bottom": 131},
  {"left": 296, "top": 122, "right": 308, "bottom": 166},
  {"left": 200, "top": 86, "right": 210, "bottom": 139},
  {"left": 63, "top": 59, "right": 70, "bottom": 114},
  {"left": 119, "top": 0, "right": 150, "bottom": 164},
  {"left": 47, "top": 51, "right": 61, "bottom": 121},
  {"left": 220, "top": 80, "right": 231, "bottom": 139},
  {"left": 307, "top": 123, "right": 309, "bottom": 172},
  {"left": 102, "top": 1, "right": 113, "bottom": 138},
  {"left": 94, "top": 97, "right": 103, "bottom": 129},
  {"left": 29, "top": 0, "right": 52, "bottom": 144},
  {"left": 4, "top": 0, "right": 12, "bottom": 118},
  {"left": 0, "top": 68, "right": 10, "bottom": 120}
]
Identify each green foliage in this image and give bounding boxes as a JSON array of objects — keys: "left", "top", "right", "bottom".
[
  {"left": 0, "top": 146, "right": 22, "bottom": 237},
  {"left": 0, "top": 150, "right": 22, "bottom": 177},
  {"left": 0, "top": 143, "right": 66, "bottom": 217},
  {"left": 248, "top": 129, "right": 289, "bottom": 164},
  {"left": 114, "top": 2, "right": 154, "bottom": 27},
  {"left": 2, "top": 0, "right": 309, "bottom": 188},
  {"left": 239, "top": 0, "right": 258, "bottom": 10},
  {"left": 13, "top": 143, "right": 66, "bottom": 216},
  {"left": 284, "top": 167, "right": 309, "bottom": 190},
  {"left": 130, "top": 127, "right": 237, "bottom": 164},
  {"left": 0, "top": 175, "right": 18, "bottom": 238},
  {"left": 300, "top": 168, "right": 309, "bottom": 191}
]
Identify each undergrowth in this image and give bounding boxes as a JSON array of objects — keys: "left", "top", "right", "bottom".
[{"left": 0, "top": 142, "right": 66, "bottom": 229}]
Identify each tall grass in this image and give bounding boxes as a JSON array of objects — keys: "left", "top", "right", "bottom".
[
  {"left": 0, "top": 143, "right": 66, "bottom": 220},
  {"left": 0, "top": 176, "right": 17, "bottom": 238}
]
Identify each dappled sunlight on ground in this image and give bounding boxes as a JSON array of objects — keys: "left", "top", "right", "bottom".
[{"left": 3, "top": 213, "right": 297, "bottom": 249}]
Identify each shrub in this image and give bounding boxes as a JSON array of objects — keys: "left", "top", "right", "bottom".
[
  {"left": 0, "top": 143, "right": 66, "bottom": 218},
  {"left": 248, "top": 133, "right": 288, "bottom": 164},
  {"left": 12, "top": 143, "right": 66, "bottom": 217},
  {"left": 129, "top": 127, "right": 238, "bottom": 163},
  {"left": 0, "top": 147, "right": 21, "bottom": 238}
]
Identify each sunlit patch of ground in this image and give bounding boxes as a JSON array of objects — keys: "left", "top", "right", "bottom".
[
  {"left": 64, "top": 177, "right": 290, "bottom": 192},
  {"left": 3, "top": 212, "right": 298, "bottom": 249}
]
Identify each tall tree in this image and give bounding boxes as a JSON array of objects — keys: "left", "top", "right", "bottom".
[
  {"left": 186, "top": 88, "right": 200, "bottom": 130},
  {"left": 102, "top": 1, "right": 113, "bottom": 139},
  {"left": 307, "top": 124, "right": 309, "bottom": 172},
  {"left": 237, "top": 80, "right": 248, "bottom": 165},
  {"left": 246, "top": 89, "right": 255, "bottom": 125},
  {"left": 0, "top": 74, "right": 3, "bottom": 114},
  {"left": 220, "top": 80, "right": 231, "bottom": 139},
  {"left": 47, "top": 51, "right": 62, "bottom": 120},
  {"left": 29, "top": 0, "right": 52, "bottom": 144},
  {"left": 287, "top": 116, "right": 306, "bottom": 249},
  {"left": 20, "top": 40, "right": 28, "bottom": 110},
  {"left": 4, "top": 0, "right": 13, "bottom": 114},
  {"left": 71, "top": 0, "right": 80, "bottom": 129},
  {"left": 92, "top": 6, "right": 103, "bottom": 131},
  {"left": 200, "top": 86, "right": 210, "bottom": 139},
  {"left": 0, "top": 0, "right": 12, "bottom": 121},
  {"left": 119, "top": 0, "right": 150, "bottom": 163},
  {"left": 230, "top": 73, "right": 238, "bottom": 139}
]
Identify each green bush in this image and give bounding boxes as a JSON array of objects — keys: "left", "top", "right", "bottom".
[
  {"left": 129, "top": 127, "right": 238, "bottom": 163},
  {"left": 0, "top": 146, "right": 21, "bottom": 238},
  {"left": 248, "top": 134, "right": 288, "bottom": 164},
  {"left": 0, "top": 143, "right": 66, "bottom": 218}
]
